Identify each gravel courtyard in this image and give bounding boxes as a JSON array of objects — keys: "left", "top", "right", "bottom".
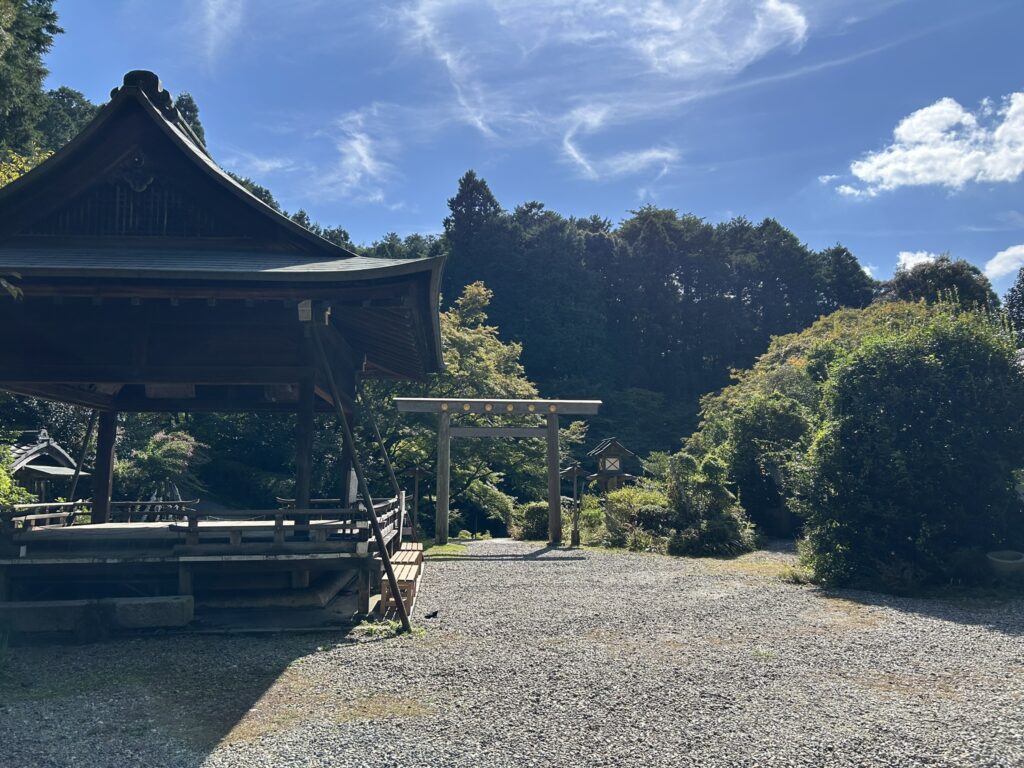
[{"left": 2, "top": 538, "right": 1023, "bottom": 767}]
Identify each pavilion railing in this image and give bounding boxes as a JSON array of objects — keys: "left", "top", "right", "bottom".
[
  {"left": 1, "top": 495, "right": 404, "bottom": 553},
  {"left": 0, "top": 499, "right": 199, "bottom": 532}
]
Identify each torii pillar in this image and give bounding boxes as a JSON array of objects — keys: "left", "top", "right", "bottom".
[{"left": 394, "top": 398, "right": 602, "bottom": 545}]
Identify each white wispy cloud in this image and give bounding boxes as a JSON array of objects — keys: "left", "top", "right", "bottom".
[
  {"left": 831, "top": 91, "right": 1024, "bottom": 197},
  {"left": 896, "top": 250, "right": 939, "bottom": 271},
  {"left": 192, "top": 0, "right": 245, "bottom": 64},
  {"left": 298, "top": 0, "right": 906, "bottom": 201},
  {"left": 317, "top": 106, "right": 399, "bottom": 204},
  {"left": 984, "top": 244, "right": 1024, "bottom": 280},
  {"left": 222, "top": 149, "right": 296, "bottom": 176},
  {"left": 393, "top": 0, "right": 815, "bottom": 183}
]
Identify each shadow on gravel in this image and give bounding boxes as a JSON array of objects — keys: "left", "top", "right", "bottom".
[
  {"left": 820, "top": 587, "right": 1024, "bottom": 637},
  {"left": 0, "top": 631, "right": 357, "bottom": 765},
  {"left": 428, "top": 544, "right": 586, "bottom": 562}
]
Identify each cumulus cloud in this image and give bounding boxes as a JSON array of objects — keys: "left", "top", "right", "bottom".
[
  {"left": 984, "top": 244, "right": 1024, "bottom": 280},
  {"left": 835, "top": 91, "right": 1024, "bottom": 196},
  {"left": 896, "top": 250, "right": 939, "bottom": 271}
]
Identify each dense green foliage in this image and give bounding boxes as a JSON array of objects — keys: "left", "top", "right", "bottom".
[
  {"left": 665, "top": 453, "right": 756, "bottom": 556},
  {"left": 513, "top": 501, "right": 550, "bottom": 541},
  {"left": 879, "top": 255, "right": 999, "bottom": 310},
  {"left": 795, "top": 309, "right": 1024, "bottom": 590},
  {"left": 442, "top": 172, "right": 877, "bottom": 453},
  {"left": 680, "top": 301, "right": 1024, "bottom": 588},
  {"left": 114, "top": 431, "right": 208, "bottom": 500},
  {"left": 0, "top": 446, "right": 32, "bottom": 507},
  {"left": 603, "top": 485, "right": 670, "bottom": 548},
  {"left": 0, "top": 0, "right": 60, "bottom": 153},
  {"left": 1004, "top": 266, "right": 1024, "bottom": 345}
]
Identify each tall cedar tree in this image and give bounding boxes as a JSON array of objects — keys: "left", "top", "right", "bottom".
[{"left": 0, "top": 0, "right": 61, "bottom": 153}]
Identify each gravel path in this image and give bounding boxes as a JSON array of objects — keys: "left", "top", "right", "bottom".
[{"left": 2, "top": 539, "right": 1023, "bottom": 767}]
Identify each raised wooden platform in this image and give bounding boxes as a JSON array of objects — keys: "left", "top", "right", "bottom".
[{"left": 0, "top": 498, "right": 408, "bottom": 631}]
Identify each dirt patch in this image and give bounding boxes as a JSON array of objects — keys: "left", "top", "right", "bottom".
[
  {"left": 856, "top": 670, "right": 963, "bottom": 701},
  {"left": 700, "top": 551, "right": 798, "bottom": 580},
  {"left": 222, "top": 666, "right": 434, "bottom": 744},
  {"left": 817, "top": 597, "right": 883, "bottom": 630}
]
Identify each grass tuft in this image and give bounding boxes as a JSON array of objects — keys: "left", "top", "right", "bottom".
[
  {"left": 354, "top": 619, "right": 426, "bottom": 639},
  {"left": 422, "top": 540, "right": 468, "bottom": 558}
]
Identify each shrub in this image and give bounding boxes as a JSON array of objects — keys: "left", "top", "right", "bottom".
[
  {"left": 726, "top": 393, "right": 809, "bottom": 535},
  {"left": 576, "top": 494, "right": 605, "bottom": 543},
  {"left": 795, "top": 309, "right": 1024, "bottom": 590},
  {"left": 635, "top": 503, "right": 672, "bottom": 534},
  {"left": 626, "top": 526, "right": 656, "bottom": 553},
  {"left": 514, "top": 501, "right": 550, "bottom": 541},
  {"left": 0, "top": 446, "right": 32, "bottom": 507},
  {"left": 666, "top": 453, "right": 757, "bottom": 557},
  {"left": 604, "top": 486, "right": 669, "bottom": 547},
  {"left": 684, "top": 303, "right": 936, "bottom": 532},
  {"left": 116, "top": 431, "right": 208, "bottom": 500},
  {"left": 461, "top": 481, "right": 516, "bottom": 537}
]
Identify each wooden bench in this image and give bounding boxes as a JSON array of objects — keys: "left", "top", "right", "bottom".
[
  {"left": 391, "top": 549, "right": 421, "bottom": 565},
  {"left": 379, "top": 558, "right": 423, "bottom": 615}
]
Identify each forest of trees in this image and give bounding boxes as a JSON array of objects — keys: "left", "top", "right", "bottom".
[{"left": 4, "top": 1, "right": 1024, "bottom": 586}]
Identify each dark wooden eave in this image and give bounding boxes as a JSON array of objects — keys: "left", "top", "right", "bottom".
[{"left": 0, "top": 70, "right": 445, "bottom": 404}]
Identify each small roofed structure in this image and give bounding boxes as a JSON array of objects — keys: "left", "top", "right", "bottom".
[
  {"left": 10, "top": 429, "right": 86, "bottom": 502},
  {"left": 0, "top": 71, "right": 442, "bottom": 632},
  {"left": 587, "top": 438, "right": 638, "bottom": 493}
]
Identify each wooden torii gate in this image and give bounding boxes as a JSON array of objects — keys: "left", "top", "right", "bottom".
[{"left": 394, "top": 398, "right": 602, "bottom": 545}]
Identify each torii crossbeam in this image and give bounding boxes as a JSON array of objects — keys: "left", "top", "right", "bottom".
[{"left": 393, "top": 398, "right": 602, "bottom": 544}]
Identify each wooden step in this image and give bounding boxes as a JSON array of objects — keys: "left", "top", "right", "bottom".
[{"left": 400, "top": 542, "right": 423, "bottom": 552}]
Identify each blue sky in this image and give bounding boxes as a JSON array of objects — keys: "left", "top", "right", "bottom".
[{"left": 44, "top": 0, "right": 1024, "bottom": 290}]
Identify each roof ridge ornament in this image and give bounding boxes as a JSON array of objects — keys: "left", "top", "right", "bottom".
[{"left": 112, "top": 70, "right": 173, "bottom": 111}]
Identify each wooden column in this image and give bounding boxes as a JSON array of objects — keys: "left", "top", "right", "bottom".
[
  {"left": 547, "top": 412, "right": 562, "bottom": 544},
  {"left": 412, "top": 468, "right": 421, "bottom": 541},
  {"left": 338, "top": 439, "right": 354, "bottom": 506},
  {"left": 295, "top": 375, "right": 314, "bottom": 543},
  {"left": 571, "top": 472, "right": 581, "bottom": 547},
  {"left": 92, "top": 411, "right": 117, "bottom": 524},
  {"left": 295, "top": 377, "right": 315, "bottom": 511},
  {"left": 436, "top": 411, "right": 451, "bottom": 545}
]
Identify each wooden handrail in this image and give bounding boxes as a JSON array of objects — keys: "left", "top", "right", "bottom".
[
  {"left": 110, "top": 500, "right": 198, "bottom": 507},
  {"left": 12, "top": 500, "right": 90, "bottom": 510}
]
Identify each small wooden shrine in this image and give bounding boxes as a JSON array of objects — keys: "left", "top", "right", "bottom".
[
  {"left": 9, "top": 429, "right": 86, "bottom": 502},
  {"left": 587, "top": 438, "right": 638, "bottom": 493}
]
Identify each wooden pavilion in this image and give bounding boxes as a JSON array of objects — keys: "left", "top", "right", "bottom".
[{"left": 0, "top": 71, "right": 441, "bottom": 632}]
